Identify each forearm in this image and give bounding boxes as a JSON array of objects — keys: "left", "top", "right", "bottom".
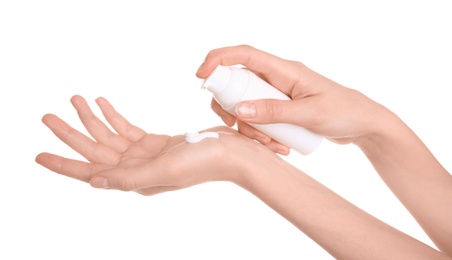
[
  {"left": 356, "top": 112, "right": 452, "bottom": 255},
  {"left": 233, "top": 147, "right": 449, "bottom": 259}
]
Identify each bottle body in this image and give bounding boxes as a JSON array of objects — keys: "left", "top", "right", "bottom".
[{"left": 202, "top": 65, "right": 322, "bottom": 155}]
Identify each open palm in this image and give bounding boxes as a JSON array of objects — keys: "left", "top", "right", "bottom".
[{"left": 36, "top": 95, "right": 237, "bottom": 196}]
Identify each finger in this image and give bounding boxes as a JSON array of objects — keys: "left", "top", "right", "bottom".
[
  {"left": 71, "top": 95, "right": 130, "bottom": 153},
  {"left": 42, "top": 114, "right": 121, "bottom": 165},
  {"left": 264, "top": 140, "right": 290, "bottom": 156},
  {"left": 211, "top": 98, "right": 236, "bottom": 127},
  {"left": 236, "top": 121, "right": 290, "bottom": 155},
  {"left": 89, "top": 161, "right": 168, "bottom": 191},
  {"left": 35, "top": 152, "right": 111, "bottom": 182},
  {"left": 236, "top": 120, "right": 271, "bottom": 145},
  {"left": 95, "top": 97, "right": 147, "bottom": 142},
  {"left": 196, "top": 45, "right": 301, "bottom": 95},
  {"left": 196, "top": 45, "right": 281, "bottom": 77},
  {"left": 235, "top": 99, "right": 319, "bottom": 128}
]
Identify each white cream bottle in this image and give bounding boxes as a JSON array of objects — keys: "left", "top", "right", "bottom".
[{"left": 201, "top": 65, "right": 323, "bottom": 155}]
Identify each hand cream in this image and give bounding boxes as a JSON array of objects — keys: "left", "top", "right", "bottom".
[{"left": 185, "top": 131, "right": 219, "bottom": 144}]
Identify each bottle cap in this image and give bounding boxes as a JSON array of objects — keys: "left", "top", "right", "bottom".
[
  {"left": 201, "top": 65, "right": 250, "bottom": 111},
  {"left": 201, "top": 65, "right": 232, "bottom": 94}
]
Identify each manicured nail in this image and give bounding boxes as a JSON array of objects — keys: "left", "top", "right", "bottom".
[
  {"left": 90, "top": 177, "right": 109, "bottom": 189},
  {"left": 236, "top": 103, "right": 256, "bottom": 118}
]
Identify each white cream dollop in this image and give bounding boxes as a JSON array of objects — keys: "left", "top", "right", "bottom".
[{"left": 184, "top": 131, "right": 219, "bottom": 143}]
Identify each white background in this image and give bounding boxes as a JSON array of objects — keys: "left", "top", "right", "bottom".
[{"left": 1, "top": 1, "right": 451, "bottom": 259}]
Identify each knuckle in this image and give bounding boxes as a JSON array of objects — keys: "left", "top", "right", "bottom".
[
  {"left": 290, "top": 60, "right": 306, "bottom": 69},
  {"left": 205, "top": 47, "right": 224, "bottom": 62},
  {"left": 264, "top": 100, "right": 283, "bottom": 122},
  {"left": 236, "top": 44, "right": 253, "bottom": 51},
  {"left": 118, "top": 174, "right": 137, "bottom": 192}
]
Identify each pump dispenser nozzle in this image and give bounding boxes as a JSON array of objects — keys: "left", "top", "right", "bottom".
[{"left": 202, "top": 65, "right": 232, "bottom": 94}]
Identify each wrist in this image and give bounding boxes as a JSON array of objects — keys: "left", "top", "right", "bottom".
[
  {"left": 353, "top": 110, "right": 409, "bottom": 156},
  {"left": 217, "top": 131, "right": 283, "bottom": 187},
  {"left": 229, "top": 142, "right": 288, "bottom": 190},
  {"left": 198, "top": 126, "right": 274, "bottom": 184}
]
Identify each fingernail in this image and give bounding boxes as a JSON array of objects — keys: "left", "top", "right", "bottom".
[
  {"left": 90, "top": 177, "right": 109, "bottom": 189},
  {"left": 236, "top": 103, "right": 256, "bottom": 118}
]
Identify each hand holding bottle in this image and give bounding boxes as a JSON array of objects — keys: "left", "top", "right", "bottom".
[
  {"left": 196, "top": 45, "right": 396, "bottom": 152},
  {"left": 202, "top": 65, "right": 323, "bottom": 155}
]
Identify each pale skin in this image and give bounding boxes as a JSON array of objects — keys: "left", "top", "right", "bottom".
[{"left": 36, "top": 45, "right": 452, "bottom": 259}]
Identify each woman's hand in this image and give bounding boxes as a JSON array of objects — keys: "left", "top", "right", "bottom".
[
  {"left": 35, "top": 95, "right": 259, "bottom": 196},
  {"left": 196, "top": 45, "right": 397, "bottom": 152},
  {"left": 198, "top": 46, "right": 452, "bottom": 255},
  {"left": 34, "top": 96, "right": 452, "bottom": 258}
]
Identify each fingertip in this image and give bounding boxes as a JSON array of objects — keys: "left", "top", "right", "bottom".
[
  {"left": 35, "top": 152, "right": 53, "bottom": 165},
  {"left": 35, "top": 152, "right": 45, "bottom": 164},
  {"left": 41, "top": 113, "right": 56, "bottom": 125},
  {"left": 95, "top": 96, "right": 107, "bottom": 105},
  {"left": 195, "top": 61, "right": 206, "bottom": 78},
  {"left": 70, "top": 95, "right": 86, "bottom": 108},
  {"left": 70, "top": 94, "right": 82, "bottom": 103},
  {"left": 222, "top": 115, "right": 237, "bottom": 127},
  {"left": 41, "top": 113, "right": 50, "bottom": 122},
  {"left": 196, "top": 53, "right": 222, "bottom": 78},
  {"left": 34, "top": 152, "right": 63, "bottom": 172},
  {"left": 196, "top": 62, "right": 217, "bottom": 79}
]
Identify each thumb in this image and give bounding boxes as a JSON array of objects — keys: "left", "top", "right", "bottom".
[{"left": 235, "top": 99, "right": 311, "bottom": 126}]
